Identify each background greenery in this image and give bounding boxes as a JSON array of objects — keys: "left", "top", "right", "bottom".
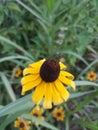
[{"left": 0, "top": 0, "right": 98, "bottom": 130}]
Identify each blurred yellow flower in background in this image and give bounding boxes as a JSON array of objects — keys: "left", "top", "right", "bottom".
[
  {"left": 14, "top": 67, "right": 22, "bottom": 78},
  {"left": 53, "top": 107, "right": 65, "bottom": 121},
  {"left": 14, "top": 117, "right": 31, "bottom": 130},
  {"left": 86, "top": 71, "right": 97, "bottom": 81},
  {"left": 30, "top": 106, "right": 44, "bottom": 121}
]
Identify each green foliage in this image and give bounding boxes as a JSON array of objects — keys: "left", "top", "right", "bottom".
[{"left": 0, "top": 0, "right": 98, "bottom": 130}]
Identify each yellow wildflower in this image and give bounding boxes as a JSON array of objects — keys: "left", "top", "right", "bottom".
[{"left": 21, "top": 59, "right": 75, "bottom": 109}]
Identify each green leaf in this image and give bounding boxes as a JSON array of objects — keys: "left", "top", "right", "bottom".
[
  {"left": 7, "top": 3, "right": 22, "bottom": 13},
  {"left": 72, "top": 119, "right": 98, "bottom": 130},
  {"left": 0, "top": 55, "right": 32, "bottom": 63},
  {"left": 0, "top": 36, "right": 33, "bottom": 59},
  {"left": 70, "top": 90, "right": 96, "bottom": 99},
  {"left": 0, "top": 105, "right": 4, "bottom": 109},
  {"left": 78, "top": 58, "right": 98, "bottom": 78},
  {"left": 23, "top": 114, "right": 59, "bottom": 130},
  {"left": 0, "top": 94, "right": 33, "bottom": 117},
  {"left": 59, "top": 51, "right": 89, "bottom": 65},
  {"left": 65, "top": 116, "right": 70, "bottom": 130},
  {"left": 75, "top": 80, "right": 98, "bottom": 87},
  {"left": 0, "top": 13, "right": 4, "bottom": 25},
  {"left": 0, "top": 72, "right": 16, "bottom": 102},
  {"left": 16, "top": 0, "right": 47, "bottom": 24},
  {"left": 46, "top": 0, "right": 61, "bottom": 13},
  {"left": 71, "top": 91, "right": 98, "bottom": 114}
]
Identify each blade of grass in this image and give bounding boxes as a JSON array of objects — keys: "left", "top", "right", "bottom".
[
  {"left": 9, "top": 59, "right": 27, "bottom": 67},
  {"left": 75, "top": 80, "right": 98, "bottom": 88},
  {"left": 0, "top": 36, "right": 33, "bottom": 59},
  {"left": 91, "top": 100, "right": 98, "bottom": 108},
  {"left": 0, "top": 94, "right": 32, "bottom": 117},
  {"left": 65, "top": 116, "right": 70, "bottom": 130},
  {"left": 72, "top": 119, "right": 98, "bottom": 130},
  {"left": 70, "top": 90, "right": 96, "bottom": 99},
  {"left": 78, "top": 58, "right": 98, "bottom": 78},
  {"left": 29, "top": 0, "right": 42, "bottom": 13},
  {"left": 23, "top": 114, "right": 59, "bottom": 130},
  {"left": 16, "top": 0, "right": 49, "bottom": 33},
  {"left": 16, "top": 0, "right": 47, "bottom": 24},
  {"left": 71, "top": 91, "right": 98, "bottom": 114},
  {"left": 0, "top": 55, "right": 32, "bottom": 63},
  {"left": 37, "top": 19, "right": 49, "bottom": 34},
  {"left": 0, "top": 72, "right": 16, "bottom": 102},
  {"left": 60, "top": 51, "right": 89, "bottom": 65}
]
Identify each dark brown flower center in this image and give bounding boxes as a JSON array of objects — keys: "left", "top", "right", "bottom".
[
  {"left": 90, "top": 74, "right": 94, "bottom": 78},
  {"left": 19, "top": 122, "right": 25, "bottom": 128},
  {"left": 33, "top": 113, "right": 38, "bottom": 117},
  {"left": 40, "top": 59, "right": 60, "bottom": 82},
  {"left": 57, "top": 112, "right": 62, "bottom": 117}
]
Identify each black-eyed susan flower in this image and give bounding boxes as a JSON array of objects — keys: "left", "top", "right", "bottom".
[
  {"left": 86, "top": 71, "right": 97, "bottom": 81},
  {"left": 30, "top": 106, "right": 44, "bottom": 121},
  {"left": 14, "top": 67, "right": 22, "bottom": 78},
  {"left": 53, "top": 106, "right": 65, "bottom": 121},
  {"left": 14, "top": 117, "right": 31, "bottom": 130},
  {"left": 21, "top": 59, "right": 75, "bottom": 109}
]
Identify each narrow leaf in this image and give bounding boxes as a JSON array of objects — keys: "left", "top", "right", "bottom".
[
  {"left": 0, "top": 72, "right": 16, "bottom": 102},
  {"left": 23, "top": 114, "right": 59, "bottom": 130},
  {"left": 75, "top": 80, "right": 98, "bottom": 87},
  {"left": 72, "top": 119, "right": 98, "bottom": 130},
  {"left": 0, "top": 55, "right": 32, "bottom": 63},
  {"left": 0, "top": 94, "right": 32, "bottom": 117},
  {"left": 0, "top": 36, "right": 33, "bottom": 59},
  {"left": 71, "top": 91, "right": 98, "bottom": 114}
]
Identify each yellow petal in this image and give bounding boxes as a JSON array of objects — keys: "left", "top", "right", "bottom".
[
  {"left": 59, "top": 62, "right": 67, "bottom": 69},
  {"left": 21, "top": 74, "right": 39, "bottom": 85},
  {"left": 23, "top": 67, "right": 39, "bottom": 76},
  {"left": 14, "top": 118, "right": 22, "bottom": 127},
  {"left": 32, "top": 81, "right": 46, "bottom": 105},
  {"left": 51, "top": 83, "right": 63, "bottom": 105},
  {"left": 60, "top": 71, "right": 74, "bottom": 80},
  {"left": 29, "top": 59, "right": 46, "bottom": 68},
  {"left": 59, "top": 73, "right": 76, "bottom": 90},
  {"left": 14, "top": 121, "right": 20, "bottom": 127},
  {"left": 43, "top": 83, "right": 52, "bottom": 109},
  {"left": 21, "top": 77, "right": 42, "bottom": 95},
  {"left": 38, "top": 116, "right": 44, "bottom": 121},
  {"left": 55, "top": 80, "right": 70, "bottom": 101}
]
